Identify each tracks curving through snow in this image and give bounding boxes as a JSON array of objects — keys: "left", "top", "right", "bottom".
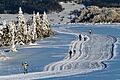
[
  {"left": 0, "top": 26, "right": 117, "bottom": 80},
  {"left": 44, "top": 27, "right": 116, "bottom": 73}
]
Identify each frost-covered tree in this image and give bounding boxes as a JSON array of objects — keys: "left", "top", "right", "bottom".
[
  {"left": 1, "top": 24, "right": 11, "bottom": 46},
  {"left": 32, "top": 12, "right": 37, "bottom": 41},
  {"left": 41, "top": 12, "right": 53, "bottom": 37},
  {"left": 17, "top": 7, "right": 28, "bottom": 44},
  {"left": 9, "top": 21, "right": 17, "bottom": 52},
  {"left": 42, "top": 11, "right": 49, "bottom": 30},
  {"left": 34, "top": 12, "right": 53, "bottom": 38},
  {"left": 35, "top": 12, "right": 43, "bottom": 38},
  {"left": 18, "top": 7, "right": 27, "bottom": 34},
  {"left": 0, "top": 21, "right": 7, "bottom": 46}
]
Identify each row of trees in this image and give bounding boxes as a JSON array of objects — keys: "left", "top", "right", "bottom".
[
  {"left": 0, "top": 0, "right": 63, "bottom": 14},
  {"left": 0, "top": 7, "right": 53, "bottom": 51},
  {"left": 91, "top": 0, "right": 120, "bottom": 7},
  {"left": 0, "top": 0, "right": 119, "bottom": 14}
]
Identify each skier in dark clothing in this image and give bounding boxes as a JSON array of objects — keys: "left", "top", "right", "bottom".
[
  {"left": 84, "top": 37, "right": 87, "bottom": 41},
  {"left": 89, "top": 29, "right": 92, "bottom": 34},
  {"left": 79, "top": 34, "right": 82, "bottom": 41},
  {"left": 69, "top": 50, "right": 72, "bottom": 59},
  {"left": 22, "top": 62, "right": 29, "bottom": 74},
  {"left": 73, "top": 50, "right": 76, "bottom": 54}
]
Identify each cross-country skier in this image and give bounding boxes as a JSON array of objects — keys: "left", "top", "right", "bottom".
[
  {"left": 22, "top": 62, "right": 29, "bottom": 74},
  {"left": 69, "top": 50, "right": 72, "bottom": 59},
  {"left": 73, "top": 50, "right": 76, "bottom": 54},
  {"left": 89, "top": 29, "right": 92, "bottom": 34},
  {"left": 84, "top": 37, "right": 87, "bottom": 41},
  {"left": 79, "top": 34, "right": 82, "bottom": 41}
]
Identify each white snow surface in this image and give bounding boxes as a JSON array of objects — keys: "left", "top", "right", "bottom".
[{"left": 0, "top": 25, "right": 116, "bottom": 80}]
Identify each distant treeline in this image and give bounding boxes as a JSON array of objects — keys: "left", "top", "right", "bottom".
[
  {"left": 57, "top": 0, "right": 84, "bottom": 3},
  {"left": 57, "top": 0, "right": 73, "bottom": 2},
  {"left": 0, "top": 0, "right": 62, "bottom": 14},
  {"left": 57, "top": 0, "right": 120, "bottom": 7},
  {"left": 0, "top": 0, "right": 119, "bottom": 14},
  {"left": 91, "top": 0, "right": 120, "bottom": 7}
]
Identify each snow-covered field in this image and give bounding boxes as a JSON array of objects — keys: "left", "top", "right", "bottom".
[
  {"left": 0, "top": 1, "right": 119, "bottom": 79},
  {"left": 0, "top": 24, "right": 119, "bottom": 80}
]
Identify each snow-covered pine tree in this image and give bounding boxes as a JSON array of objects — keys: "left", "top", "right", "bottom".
[
  {"left": 42, "top": 11, "right": 49, "bottom": 30},
  {"left": 2, "top": 21, "right": 11, "bottom": 46},
  {"left": 35, "top": 12, "right": 43, "bottom": 38},
  {"left": 9, "top": 21, "right": 17, "bottom": 52},
  {"left": 42, "top": 11, "right": 53, "bottom": 37},
  {"left": 32, "top": 12, "right": 37, "bottom": 41},
  {"left": 17, "top": 7, "right": 28, "bottom": 44}
]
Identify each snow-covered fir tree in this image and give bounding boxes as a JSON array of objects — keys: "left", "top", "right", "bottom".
[
  {"left": 41, "top": 11, "right": 53, "bottom": 38},
  {"left": 32, "top": 12, "right": 37, "bottom": 41},
  {"left": 0, "top": 7, "right": 53, "bottom": 48},
  {"left": 18, "top": 7, "right": 27, "bottom": 33},
  {"left": 17, "top": 7, "right": 28, "bottom": 44},
  {"left": 42, "top": 11, "right": 49, "bottom": 30},
  {"left": 35, "top": 12, "right": 44, "bottom": 38},
  {"left": 9, "top": 21, "right": 17, "bottom": 52}
]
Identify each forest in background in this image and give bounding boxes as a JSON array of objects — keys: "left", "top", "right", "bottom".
[{"left": 0, "top": 0, "right": 119, "bottom": 14}]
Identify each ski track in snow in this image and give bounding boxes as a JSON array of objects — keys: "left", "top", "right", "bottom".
[
  {"left": 0, "top": 26, "right": 117, "bottom": 80},
  {"left": 44, "top": 27, "right": 116, "bottom": 76}
]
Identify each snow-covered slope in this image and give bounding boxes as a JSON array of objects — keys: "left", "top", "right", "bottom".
[
  {"left": 48, "top": 2, "right": 85, "bottom": 25},
  {"left": 0, "top": 25, "right": 116, "bottom": 80}
]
